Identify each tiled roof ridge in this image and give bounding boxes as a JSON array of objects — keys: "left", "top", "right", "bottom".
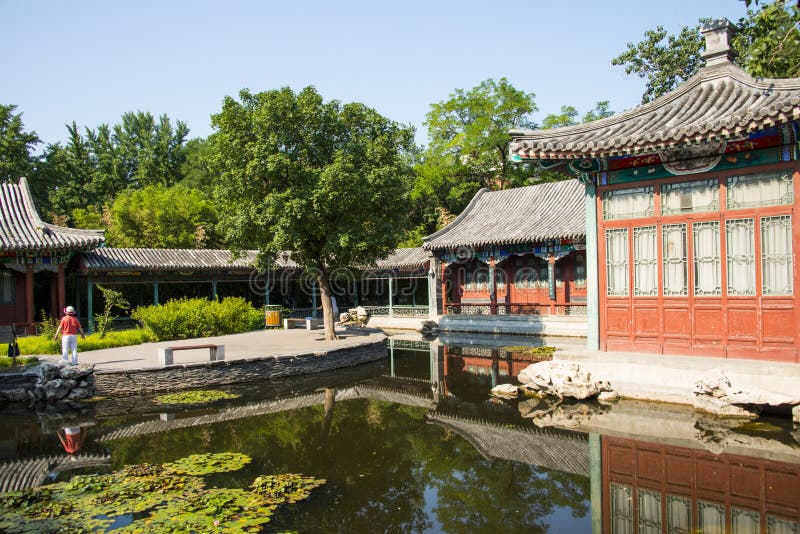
[
  {"left": 509, "top": 61, "right": 800, "bottom": 159},
  {"left": 422, "top": 188, "right": 489, "bottom": 249},
  {"left": 422, "top": 180, "right": 585, "bottom": 251},
  {"left": 0, "top": 177, "right": 104, "bottom": 252},
  {"left": 511, "top": 62, "right": 800, "bottom": 141}
]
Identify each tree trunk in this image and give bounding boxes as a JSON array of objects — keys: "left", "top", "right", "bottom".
[
  {"left": 320, "top": 387, "right": 336, "bottom": 442},
  {"left": 317, "top": 270, "right": 339, "bottom": 341}
]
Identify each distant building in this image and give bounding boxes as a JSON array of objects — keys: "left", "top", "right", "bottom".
[
  {"left": 509, "top": 19, "right": 800, "bottom": 361},
  {"left": 423, "top": 180, "right": 587, "bottom": 323},
  {"left": 0, "top": 177, "right": 104, "bottom": 329}
]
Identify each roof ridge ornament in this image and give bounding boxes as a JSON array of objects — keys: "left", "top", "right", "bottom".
[{"left": 701, "top": 18, "right": 737, "bottom": 67}]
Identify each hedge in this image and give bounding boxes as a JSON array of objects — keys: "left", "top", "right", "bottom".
[{"left": 132, "top": 297, "right": 263, "bottom": 341}]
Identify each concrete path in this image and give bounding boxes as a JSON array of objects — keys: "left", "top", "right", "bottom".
[{"left": 47, "top": 327, "right": 386, "bottom": 372}]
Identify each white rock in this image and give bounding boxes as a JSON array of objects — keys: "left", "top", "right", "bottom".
[
  {"left": 598, "top": 391, "right": 619, "bottom": 402},
  {"left": 691, "top": 395, "right": 759, "bottom": 419},
  {"left": 793, "top": 405, "right": 800, "bottom": 425},
  {"left": 490, "top": 383, "right": 519, "bottom": 398},
  {"left": 517, "top": 361, "right": 611, "bottom": 400}
]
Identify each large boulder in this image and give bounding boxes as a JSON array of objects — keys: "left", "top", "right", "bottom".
[
  {"left": 0, "top": 388, "right": 28, "bottom": 402},
  {"left": 59, "top": 365, "right": 93, "bottom": 380},
  {"left": 43, "top": 379, "right": 70, "bottom": 401},
  {"left": 518, "top": 361, "right": 612, "bottom": 400},
  {"left": 39, "top": 361, "right": 65, "bottom": 382},
  {"left": 693, "top": 370, "right": 797, "bottom": 419}
]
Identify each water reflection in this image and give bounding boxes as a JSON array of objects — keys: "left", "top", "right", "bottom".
[{"left": 1, "top": 335, "right": 799, "bottom": 532}]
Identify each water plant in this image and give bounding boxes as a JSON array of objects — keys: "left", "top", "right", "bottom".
[
  {"left": 0, "top": 452, "right": 325, "bottom": 533},
  {"left": 164, "top": 452, "right": 251, "bottom": 475},
  {"left": 155, "top": 389, "right": 241, "bottom": 405},
  {"left": 503, "top": 345, "right": 556, "bottom": 359}
]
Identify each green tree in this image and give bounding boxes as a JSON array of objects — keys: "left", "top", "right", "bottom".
[
  {"left": 582, "top": 100, "right": 615, "bottom": 122},
  {"left": 209, "top": 86, "right": 415, "bottom": 340},
  {"left": 105, "top": 184, "right": 219, "bottom": 248},
  {"left": 613, "top": 1, "right": 800, "bottom": 102},
  {"left": 541, "top": 105, "right": 579, "bottom": 128},
  {"left": 179, "top": 138, "right": 214, "bottom": 191},
  {"left": 0, "top": 104, "right": 40, "bottom": 182},
  {"left": 95, "top": 285, "right": 130, "bottom": 338},
  {"left": 42, "top": 112, "right": 190, "bottom": 222},
  {"left": 409, "top": 78, "right": 537, "bottom": 242}
]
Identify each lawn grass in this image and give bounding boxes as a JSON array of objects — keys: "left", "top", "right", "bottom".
[
  {"left": 0, "top": 356, "right": 38, "bottom": 372},
  {"left": 16, "top": 329, "right": 156, "bottom": 355}
]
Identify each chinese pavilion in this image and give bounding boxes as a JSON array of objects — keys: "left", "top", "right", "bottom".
[
  {"left": 0, "top": 177, "right": 104, "bottom": 330},
  {"left": 423, "top": 179, "right": 587, "bottom": 317},
  {"left": 509, "top": 19, "right": 800, "bottom": 361}
]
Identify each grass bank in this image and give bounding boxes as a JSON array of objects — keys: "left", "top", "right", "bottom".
[{"left": 16, "top": 329, "right": 155, "bottom": 356}]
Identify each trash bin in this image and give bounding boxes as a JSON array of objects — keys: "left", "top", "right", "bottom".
[{"left": 264, "top": 305, "right": 282, "bottom": 328}]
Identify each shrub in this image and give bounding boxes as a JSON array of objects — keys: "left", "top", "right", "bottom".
[
  {"left": 132, "top": 297, "right": 263, "bottom": 341},
  {"left": 0, "top": 356, "right": 38, "bottom": 371}
]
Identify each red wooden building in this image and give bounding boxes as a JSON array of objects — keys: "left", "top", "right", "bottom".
[
  {"left": 509, "top": 20, "right": 800, "bottom": 361},
  {"left": 423, "top": 179, "right": 587, "bottom": 317},
  {"left": 0, "top": 178, "right": 104, "bottom": 330}
]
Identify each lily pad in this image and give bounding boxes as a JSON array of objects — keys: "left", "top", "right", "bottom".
[
  {"left": 164, "top": 452, "right": 252, "bottom": 475},
  {"left": 0, "top": 452, "right": 325, "bottom": 533},
  {"left": 154, "top": 389, "right": 240, "bottom": 405},
  {"left": 251, "top": 473, "right": 327, "bottom": 505}
]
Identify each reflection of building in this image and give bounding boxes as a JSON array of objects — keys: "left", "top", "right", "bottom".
[
  {"left": 509, "top": 20, "right": 800, "bottom": 360},
  {"left": 603, "top": 436, "right": 800, "bottom": 533}
]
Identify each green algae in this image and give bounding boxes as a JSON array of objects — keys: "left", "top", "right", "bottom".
[
  {"left": 154, "top": 389, "right": 240, "bottom": 405},
  {"left": 0, "top": 452, "right": 325, "bottom": 533}
]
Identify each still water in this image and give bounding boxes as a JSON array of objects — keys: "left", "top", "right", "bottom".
[{"left": 2, "top": 336, "right": 800, "bottom": 533}]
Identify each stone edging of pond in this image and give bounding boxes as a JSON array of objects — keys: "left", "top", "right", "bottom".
[{"left": 93, "top": 338, "right": 387, "bottom": 396}]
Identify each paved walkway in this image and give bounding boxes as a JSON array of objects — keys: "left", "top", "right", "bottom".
[{"left": 46, "top": 327, "right": 386, "bottom": 372}]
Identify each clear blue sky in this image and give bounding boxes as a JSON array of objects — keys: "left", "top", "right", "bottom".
[{"left": 1, "top": 0, "right": 748, "bottom": 148}]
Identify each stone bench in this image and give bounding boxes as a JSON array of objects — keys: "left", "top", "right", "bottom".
[
  {"left": 283, "top": 318, "right": 323, "bottom": 330},
  {"left": 158, "top": 344, "right": 225, "bottom": 366}
]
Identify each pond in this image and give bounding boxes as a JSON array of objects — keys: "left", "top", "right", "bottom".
[{"left": 1, "top": 335, "right": 799, "bottom": 532}]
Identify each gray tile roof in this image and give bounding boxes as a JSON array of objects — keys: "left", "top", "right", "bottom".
[
  {"left": 423, "top": 180, "right": 585, "bottom": 250},
  {"left": 372, "top": 247, "right": 429, "bottom": 270},
  {"left": 0, "top": 177, "right": 105, "bottom": 252},
  {"left": 79, "top": 248, "right": 299, "bottom": 272},
  {"left": 509, "top": 61, "right": 800, "bottom": 160}
]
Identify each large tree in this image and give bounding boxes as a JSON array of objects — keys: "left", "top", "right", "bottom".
[
  {"left": 209, "top": 86, "right": 415, "bottom": 340},
  {"left": 0, "top": 104, "right": 40, "bottom": 182},
  {"left": 42, "top": 111, "right": 190, "bottom": 222},
  {"left": 613, "top": 1, "right": 800, "bottom": 103},
  {"left": 408, "top": 78, "right": 537, "bottom": 243},
  {"left": 103, "top": 184, "right": 218, "bottom": 248}
]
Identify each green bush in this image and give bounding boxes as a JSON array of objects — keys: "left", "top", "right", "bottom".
[
  {"left": 132, "top": 297, "right": 263, "bottom": 341},
  {"left": 0, "top": 356, "right": 38, "bottom": 371},
  {"left": 17, "top": 329, "right": 155, "bottom": 356}
]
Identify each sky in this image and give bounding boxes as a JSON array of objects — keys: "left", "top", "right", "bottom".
[{"left": 1, "top": 0, "right": 750, "bottom": 149}]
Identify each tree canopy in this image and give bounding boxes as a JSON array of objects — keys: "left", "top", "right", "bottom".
[
  {"left": 613, "top": 1, "right": 800, "bottom": 102},
  {"left": 40, "top": 111, "right": 190, "bottom": 222},
  {"left": 209, "top": 86, "right": 415, "bottom": 339},
  {"left": 0, "top": 104, "right": 41, "bottom": 193}
]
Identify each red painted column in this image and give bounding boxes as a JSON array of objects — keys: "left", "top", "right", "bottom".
[
  {"left": 57, "top": 263, "right": 66, "bottom": 316},
  {"left": 548, "top": 256, "right": 556, "bottom": 315},
  {"left": 440, "top": 262, "right": 448, "bottom": 314},
  {"left": 25, "top": 264, "right": 34, "bottom": 325},
  {"left": 489, "top": 257, "right": 497, "bottom": 314}
]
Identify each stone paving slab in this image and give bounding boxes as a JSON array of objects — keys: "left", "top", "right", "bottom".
[{"left": 43, "top": 327, "right": 386, "bottom": 372}]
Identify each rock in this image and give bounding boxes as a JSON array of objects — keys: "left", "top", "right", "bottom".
[
  {"left": 63, "top": 379, "right": 77, "bottom": 391},
  {"left": 517, "top": 361, "right": 611, "bottom": 400},
  {"left": 39, "top": 361, "right": 64, "bottom": 382},
  {"left": 355, "top": 306, "right": 368, "bottom": 321},
  {"left": 691, "top": 395, "right": 760, "bottom": 419},
  {"left": 490, "top": 383, "right": 519, "bottom": 398},
  {"left": 43, "top": 379, "right": 70, "bottom": 401},
  {"left": 598, "top": 391, "right": 620, "bottom": 402},
  {"left": 1, "top": 388, "right": 29, "bottom": 402},
  {"left": 793, "top": 405, "right": 800, "bottom": 425},
  {"left": 33, "top": 385, "right": 45, "bottom": 400},
  {"left": 693, "top": 370, "right": 796, "bottom": 420},
  {"left": 529, "top": 401, "right": 609, "bottom": 429},
  {"left": 59, "top": 365, "right": 93, "bottom": 380},
  {"left": 339, "top": 312, "right": 351, "bottom": 323},
  {"left": 67, "top": 387, "right": 90, "bottom": 400}
]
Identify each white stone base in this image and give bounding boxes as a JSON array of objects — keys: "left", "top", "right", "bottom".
[
  {"left": 555, "top": 348, "right": 800, "bottom": 406},
  {"left": 366, "top": 316, "right": 428, "bottom": 331},
  {"left": 438, "top": 314, "right": 587, "bottom": 338}
]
